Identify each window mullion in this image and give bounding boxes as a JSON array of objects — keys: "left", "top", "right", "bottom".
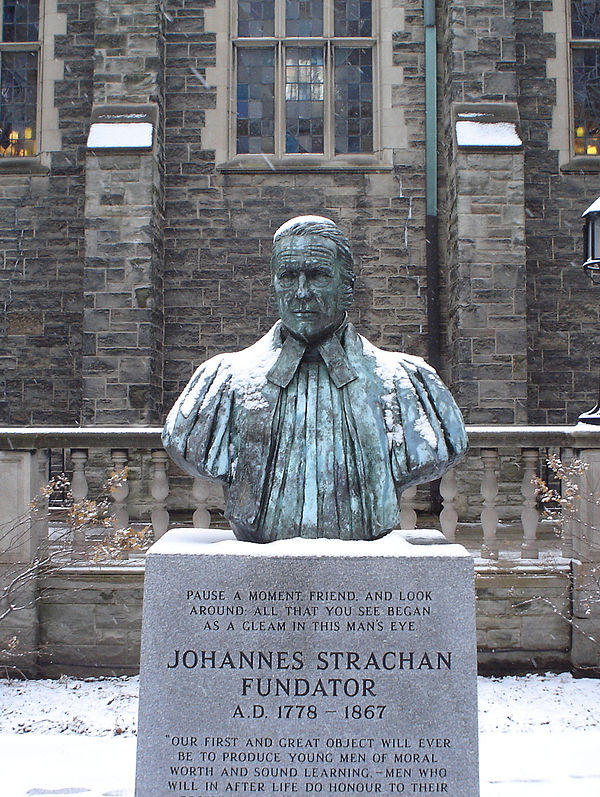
[
  {"left": 324, "top": 0, "right": 334, "bottom": 37},
  {"left": 276, "top": 0, "right": 284, "bottom": 156},
  {"left": 37, "top": 0, "right": 44, "bottom": 156},
  {"left": 231, "top": 43, "right": 237, "bottom": 157},
  {"left": 275, "top": 0, "right": 284, "bottom": 37},
  {"left": 276, "top": 39, "right": 284, "bottom": 157},
  {"left": 325, "top": 40, "right": 333, "bottom": 159}
]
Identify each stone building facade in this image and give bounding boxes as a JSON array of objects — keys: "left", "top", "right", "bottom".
[{"left": 1, "top": 0, "right": 600, "bottom": 428}]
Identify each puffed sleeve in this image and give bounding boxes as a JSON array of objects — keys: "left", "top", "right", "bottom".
[
  {"left": 162, "top": 355, "right": 234, "bottom": 483},
  {"left": 384, "top": 355, "right": 468, "bottom": 489}
]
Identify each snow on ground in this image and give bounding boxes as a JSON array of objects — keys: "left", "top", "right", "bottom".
[{"left": 0, "top": 672, "right": 599, "bottom": 796}]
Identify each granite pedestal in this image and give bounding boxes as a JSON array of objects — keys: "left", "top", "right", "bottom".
[{"left": 135, "top": 529, "right": 479, "bottom": 796}]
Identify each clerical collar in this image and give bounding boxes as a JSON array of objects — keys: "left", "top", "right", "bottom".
[{"left": 267, "top": 319, "right": 358, "bottom": 389}]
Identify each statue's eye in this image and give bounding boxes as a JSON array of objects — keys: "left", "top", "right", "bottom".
[
  {"left": 307, "top": 268, "right": 331, "bottom": 282},
  {"left": 277, "top": 270, "right": 295, "bottom": 283}
]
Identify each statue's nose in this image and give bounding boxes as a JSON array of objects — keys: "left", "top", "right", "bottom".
[{"left": 295, "top": 273, "right": 310, "bottom": 299}]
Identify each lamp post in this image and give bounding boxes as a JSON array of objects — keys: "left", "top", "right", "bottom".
[{"left": 578, "top": 195, "right": 600, "bottom": 424}]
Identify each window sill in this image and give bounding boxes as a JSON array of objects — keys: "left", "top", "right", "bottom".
[
  {"left": 217, "top": 155, "right": 393, "bottom": 174},
  {"left": 0, "top": 157, "right": 49, "bottom": 174},
  {"left": 560, "top": 157, "right": 600, "bottom": 174}
]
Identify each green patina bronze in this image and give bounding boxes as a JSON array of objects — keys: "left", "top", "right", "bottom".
[{"left": 163, "top": 216, "right": 467, "bottom": 543}]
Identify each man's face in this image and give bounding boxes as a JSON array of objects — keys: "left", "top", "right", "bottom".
[{"left": 272, "top": 234, "right": 346, "bottom": 343}]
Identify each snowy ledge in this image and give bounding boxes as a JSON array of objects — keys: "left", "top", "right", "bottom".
[
  {"left": 87, "top": 122, "right": 154, "bottom": 151},
  {"left": 148, "top": 527, "right": 472, "bottom": 559},
  {"left": 453, "top": 102, "right": 523, "bottom": 152},
  {"left": 456, "top": 119, "right": 522, "bottom": 150}
]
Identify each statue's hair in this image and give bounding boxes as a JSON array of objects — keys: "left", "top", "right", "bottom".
[{"left": 271, "top": 216, "right": 356, "bottom": 306}]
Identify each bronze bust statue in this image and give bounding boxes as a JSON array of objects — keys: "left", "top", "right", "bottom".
[{"left": 163, "top": 216, "right": 467, "bottom": 542}]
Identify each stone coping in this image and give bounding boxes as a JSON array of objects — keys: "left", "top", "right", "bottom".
[
  {"left": 49, "top": 557, "right": 573, "bottom": 577},
  {"left": 2, "top": 424, "right": 600, "bottom": 449}
]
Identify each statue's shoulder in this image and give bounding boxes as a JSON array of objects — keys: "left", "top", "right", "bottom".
[
  {"left": 192, "top": 324, "right": 282, "bottom": 380},
  {"left": 350, "top": 328, "right": 438, "bottom": 383}
]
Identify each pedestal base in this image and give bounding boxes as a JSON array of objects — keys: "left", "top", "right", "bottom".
[{"left": 135, "top": 529, "right": 479, "bottom": 796}]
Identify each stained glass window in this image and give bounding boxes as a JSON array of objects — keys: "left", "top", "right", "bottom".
[
  {"left": 285, "top": 48, "right": 324, "bottom": 153},
  {"left": 334, "top": 0, "right": 371, "bottom": 37},
  {"left": 0, "top": 0, "right": 40, "bottom": 158},
  {"left": 237, "top": 48, "right": 275, "bottom": 154},
  {"left": 571, "top": 1, "right": 600, "bottom": 157},
  {"left": 2, "top": 0, "right": 39, "bottom": 42},
  {"left": 571, "top": 0, "right": 600, "bottom": 40},
  {"left": 286, "top": 0, "right": 323, "bottom": 37},
  {"left": 238, "top": 0, "right": 275, "bottom": 37},
  {"left": 235, "top": 0, "right": 374, "bottom": 157},
  {"left": 573, "top": 48, "right": 600, "bottom": 156},
  {"left": 334, "top": 47, "right": 372, "bottom": 154}
]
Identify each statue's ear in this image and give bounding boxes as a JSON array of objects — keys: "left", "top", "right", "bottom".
[{"left": 338, "top": 281, "right": 354, "bottom": 310}]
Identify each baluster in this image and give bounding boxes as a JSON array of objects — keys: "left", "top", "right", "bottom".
[
  {"left": 34, "top": 449, "right": 50, "bottom": 555},
  {"left": 440, "top": 468, "right": 458, "bottom": 542},
  {"left": 70, "top": 448, "right": 89, "bottom": 555},
  {"left": 520, "top": 448, "right": 539, "bottom": 558},
  {"left": 480, "top": 448, "right": 499, "bottom": 559},
  {"left": 400, "top": 484, "right": 417, "bottom": 530},
  {"left": 151, "top": 449, "right": 170, "bottom": 540},
  {"left": 110, "top": 448, "right": 130, "bottom": 530},
  {"left": 559, "top": 447, "right": 575, "bottom": 559},
  {"left": 193, "top": 477, "right": 212, "bottom": 528}
]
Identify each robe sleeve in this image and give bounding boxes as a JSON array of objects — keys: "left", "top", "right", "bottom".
[
  {"left": 385, "top": 355, "right": 468, "bottom": 489},
  {"left": 162, "top": 355, "right": 234, "bottom": 483}
]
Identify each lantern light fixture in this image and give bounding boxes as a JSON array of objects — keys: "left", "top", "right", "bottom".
[
  {"left": 579, "top": 195, "right": 600, "bottom": 424},
  {"left": 583, "top": 195, "right": 600, "bottom": 284}
]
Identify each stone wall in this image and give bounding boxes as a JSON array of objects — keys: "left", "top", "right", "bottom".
[
  {"left": 1, "top": 0, "right": 600, "bottom": 426},
  {"left": 161, "top": 0, "right": 434, "bottom": 406},
  {"left": 476, "top": 566, "right": 572, "bottom": 673},
  {"left": 32, "top": 564, "right": 574, "bottom": 677},
  {"left": 82, "top": 0, "right": 165, "bottom": 424},
  {"left": 516, "top": 0, "right": 600, "bottom": 424},
  {"left": 0, "top": 0, "right": 93, "bottom": 425},
  {"left": 438, "top": 0, "right": 528, "bottom": 424},
  {"left": 38, "top": 568, "right": 144, "bottom": 677}
]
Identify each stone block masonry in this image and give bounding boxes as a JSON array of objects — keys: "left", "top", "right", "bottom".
[
  {"left": 517, "top": 0, "right": 600, "bottom": 423},
  {"left": 161, "top": 0, "right": 434, "bottom": 406},
  {"left": 34, "top": 559, "right": 576, "bottom": 678},
  {"left": 82, "top": 0, "right": 165, "bottom": 424},
  {"left": 83, "top": 148, "right": 164, "bottom": 424},
  {"left": 163, "top": 169, "right": 430, "bottom": 407},
  {"left": 2, "top": 0, "right": 600, "bottom": 427},
  {"left": 447, "top": 149, "right": 528, "bottom": 424},
  {"left": 38, "top": 569, "right": 144, "bottom": 677},
  {"left": 0, "top": 0, "right": 91, "bottom": 424}
]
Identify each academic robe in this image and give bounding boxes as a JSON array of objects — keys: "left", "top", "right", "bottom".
[{"left": 162, "top": 321, "right": 467, "bottom": 543}]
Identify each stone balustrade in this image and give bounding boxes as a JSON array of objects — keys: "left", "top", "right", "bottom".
[
  {"left": 2, "top": 424, "right": 600, "bottom": 675},
  {"left": 2, "top": 424, "right": 600, "bottom": 560}
]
